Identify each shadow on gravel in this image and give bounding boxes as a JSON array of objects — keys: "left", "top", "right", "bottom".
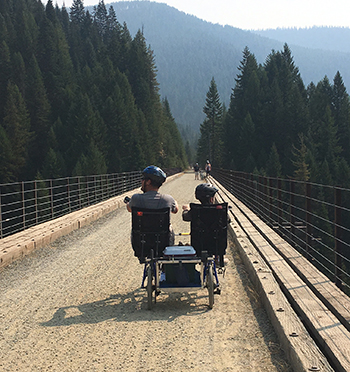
[{"left": 40, "top": 289, "right": 210, "bottom": 327}]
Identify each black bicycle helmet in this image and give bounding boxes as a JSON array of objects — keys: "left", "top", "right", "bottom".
[
  {"left": 142, "top": 165, "right": 166, "bottom": 185},
  {"left": 195, "top": 183, "right": 218, "bottom": 202}
]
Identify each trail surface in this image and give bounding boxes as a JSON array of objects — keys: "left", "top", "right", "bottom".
[{"left": 0, "top": 172, "right": 291, "bottom": 371}]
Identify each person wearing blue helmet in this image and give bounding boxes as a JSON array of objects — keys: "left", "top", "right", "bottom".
[{"left": 126, "top": 165, "right": 179, "bottom": 244}]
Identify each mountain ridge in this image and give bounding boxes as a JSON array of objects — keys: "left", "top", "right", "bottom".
[
  {"left": 252, "top": 26, "right": 350, "bottom": 54},
  {"left": 105, "top": 1, "right": 350, "bottom": 130}
]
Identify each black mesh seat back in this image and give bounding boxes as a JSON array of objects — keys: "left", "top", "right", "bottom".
[
  {"left": 131, "top": 207, "right": 170, "bottom": 260},
  {"left": 190, "top": 203, "right": 228, "bottom": 257}
]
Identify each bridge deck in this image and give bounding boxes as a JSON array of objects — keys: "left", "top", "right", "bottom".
[
  {"left": 0, "top": 172, "right": 293, "bottom": 371},
  {"left": 212, "top": 176, "right": 350, "bottom": 372},
  {"left": 0, "top": 172, "right": 349, "bottom": 371}
]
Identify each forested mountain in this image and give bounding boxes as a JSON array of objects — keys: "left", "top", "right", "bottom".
[
  {"left": 0, "top": 0, "right": 187, "bottom": 184},
  {"left": 197, "top": 46, "right": 350, "bottom": 189},
  {"left": 253, "top": 26, "right": 350, "bottom": 54},
  {"left": 110, "top": 1, "right": 350, "bottom": 133}
]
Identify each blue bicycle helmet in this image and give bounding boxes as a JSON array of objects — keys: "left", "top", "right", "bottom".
[{"left": 142, "top": 165, "right": 166, "bottom": 185}]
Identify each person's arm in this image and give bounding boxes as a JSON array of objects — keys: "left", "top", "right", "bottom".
[
  {"left": 126, "top": 195, "right": 136, "bottom": 212},
  {"left": 182, "top": 205, "right": 191, "bottom": 221},
  {"left": 172, "top": 200, "right": 179, "bottom": 214}
]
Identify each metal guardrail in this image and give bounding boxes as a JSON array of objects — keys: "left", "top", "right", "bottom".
[
  {"left": 0, "top": 168, "right": 182, "bottom": 239},
  {"left": 0, "top": 172, "right": 141, "bottom": 238},
  {"left": 212, "top": 168, "right": 350, "bottom": 295}
]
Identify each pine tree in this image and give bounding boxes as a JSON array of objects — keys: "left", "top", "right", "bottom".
[
  {"left": 66, "top": 92, "right": 106, "bottom": 172},
  {"left": 0, "top": 124, "right": 13, "bottom": 183},
  {"left": 292, "top": 134, "right": 310, "bottom": 181},
  {"left": 160, "top": 98, "right": 187, "bottom": 168},
  {"left": 0, "top": 40, "right": 11, "bottom": 118},
  {"left": 332, "top": 71, "right": 350, "bottom": 164},
  {"left": 41, "top": 148, "right": 63, "bottom": 179},
  {"left": 13, "top": 2, "right": 38, "bottom": 62},
  {"left": 199, "top": 77, "right": 223, "bottom": 166},
  {"left": 11, "top": 52, "right": 26, "bottom": 97},
  {"left": 2, "top": 82, "right": 32, "bottom": 180},
  {"left": 70, "top": 0, "right": 85, "bottom": 24},
  {"left": 266, "top": 143, "right": 282, "bottom": 177},
  {"left": 107, "top": 5, "right": 120, "bottom": 34},
  {"left": 86, "top": 141, "right": 107, "bottom": 175},
  {"left": 308, "top": 78, "right": 341, "bottom": 183},
  {"left": 0, "top": 0, "right": 186, "bottom": 182},
  {"left": 26, "top": 55, "right": 51, "bottom": 176},
  {"left": 93, "top": 0, "right": 108, "bottom": 39},
  {"left": 263, "top": 44, "right": 307, "bottom": 175},
  {"left": 224, "top": 47, "right": 260, "bottom": 169},
  {"left": 239, "top": 113, "right": 255, "bottom": 172}
]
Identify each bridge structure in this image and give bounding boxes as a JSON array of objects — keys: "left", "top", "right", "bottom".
[{"left": 0, "top": 170, "right": 350, "bottom": 371}]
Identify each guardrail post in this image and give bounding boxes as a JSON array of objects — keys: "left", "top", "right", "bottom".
[
  {"left": 0, "top": 189, "right": 2, "bottom": 239},
  {"left": 306, "top": 182, "right": 312, "bottom": 259},
  {"left": 257, "top": 176, "right": 263, "bottom": 217},
  {"left": 78, "top": 177, "right": 82, "bottom": 209},
  {"left": 230, "top": 170, "right": 234, "bottom": 197},
  {"left": 268, "top": 178, "right": 273, "bottom": 225},
  {"left": 50, "top": 179, "right": 54, "bottom": 219},
  {"left": 262, "top": 176, "right": 267, "bottom": 220},
  {"left": 290, "top": 180, "right": 295, "bottom": 239},
  {"left": 67, "top": 178, "right": 71, "bottom": 213},
  {"left": 94, "top": 175, "right": 97, "bottom": 203},
  {"left": 277, "top": 178, "right": 282, "bottom": 226},
  {"left": 252, "top": 174, "right": 257, "bottom": 213},
  {"left": 35, "top": 180, "right": 38, "bottom": 225},
  {"left": 87, "top": 176, "right": 90, "bottom": 206},
  {"left": 334, "top": 187, "right": 343, "bottom": 288},
  {"left": 22, "top": 181, "right": 26, "bottom": 230}
]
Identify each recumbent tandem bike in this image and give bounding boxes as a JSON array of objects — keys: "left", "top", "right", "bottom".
[{"left": 131, "top": 202, "right": 228, "bottom": 309}]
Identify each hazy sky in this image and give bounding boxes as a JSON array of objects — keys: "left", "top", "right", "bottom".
[{"left": 54, "top": 0, "right": 350, "bottom": 30}]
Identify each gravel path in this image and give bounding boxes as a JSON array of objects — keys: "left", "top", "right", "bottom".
[{"left": 0, "top": 173, "right": 292, "bottom": 371}]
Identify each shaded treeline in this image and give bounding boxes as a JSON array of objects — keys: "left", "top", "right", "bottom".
[
  {"left": 0, "top": 0, "right": 187, "bottom": 184},
  {"left": 198, "top": 45, "right": 350, "bottom": 286},
  {"left": 198, "top": 45, "right": 350, "bottom": 189}
]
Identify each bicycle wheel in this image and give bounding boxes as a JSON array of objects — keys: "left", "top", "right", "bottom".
[
  {"left": 207, "top": 264, "right": 214, "bottom": 309},
  {"left": 147, "top": 265, "right": 153, "bottom": 310}
]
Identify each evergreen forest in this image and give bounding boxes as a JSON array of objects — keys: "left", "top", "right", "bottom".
[
  {"left": 198, "top": 45, "right": 350, "bottom": 188},
  {"left": 0, "top": 0, "right": 187, "bottom": 184},
  {"left": 112, "top": 1, "right": 350, "bottom": 133}
]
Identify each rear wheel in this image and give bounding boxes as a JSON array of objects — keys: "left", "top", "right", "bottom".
[
  {"left": 147, "top": 265, "right": 153, "bottom": 310},
  {"left": 207, "top": 264, "right": 214, "bottom": 309}
]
